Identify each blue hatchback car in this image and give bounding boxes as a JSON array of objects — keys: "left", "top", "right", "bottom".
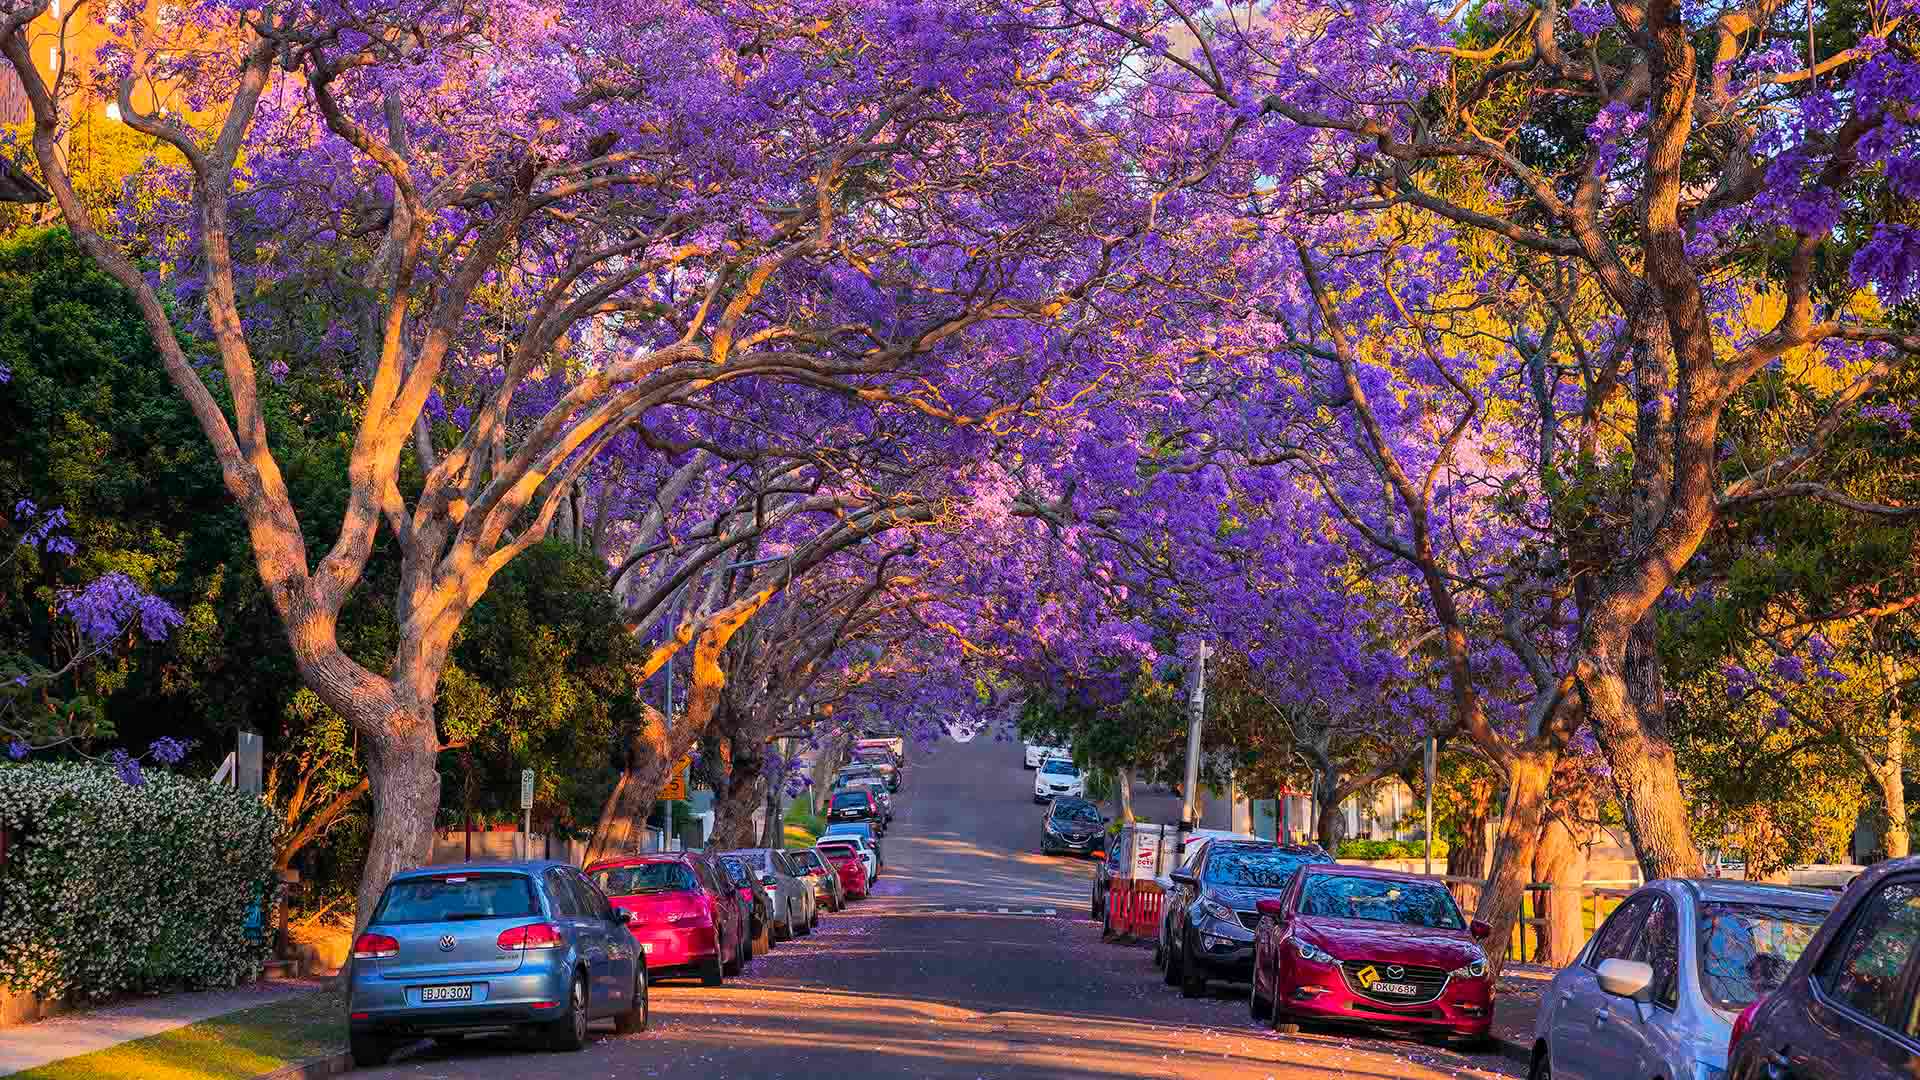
[{"left": 347, "top": 860, "right": 647, "bottom": 1066}]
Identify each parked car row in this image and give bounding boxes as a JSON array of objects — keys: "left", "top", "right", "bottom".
[{"left": 343, "top": 742, "right": 910, "bottom": 1068}]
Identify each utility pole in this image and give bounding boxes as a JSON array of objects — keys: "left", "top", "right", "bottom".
[
  {"left": 1423, "top": 734, "right": 1437, "bottom": 876},
  {"left": 1178, "top": 640, "right": 1209, "bottom": 853}
]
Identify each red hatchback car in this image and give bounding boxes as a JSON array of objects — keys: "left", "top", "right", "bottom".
[
  {"left": 588, "top": 854, "right": 748, "bottom": 986},
  {"left": 1251, "top": 864, "right": 1495, "bottom": 1045},
  {"left": 815, "top": 841, "right": 868, "bottom": 900}
]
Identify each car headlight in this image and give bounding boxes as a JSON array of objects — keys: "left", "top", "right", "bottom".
[
  {"left": 1200, "top": 897, "right": 1235, "bottom": 923},
  {"left": 1448, "top": 958, "right": 1488, "bottom": 979},
  {"left": 1294, "top": 938, "right": 1338, "bottom": 966}
]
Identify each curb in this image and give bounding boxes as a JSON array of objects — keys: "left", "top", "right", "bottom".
[{"left": 255, "top": 1051, "right": 351, "bottom": 1080}]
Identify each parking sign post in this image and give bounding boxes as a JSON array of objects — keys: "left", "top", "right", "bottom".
[{"left": 520, "top": 769, "right": 535, "bottom": 860}]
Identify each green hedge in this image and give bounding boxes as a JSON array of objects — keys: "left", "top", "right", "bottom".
[
  {"left": 1337, "top": 837, "right": 1449, "bottom": 860},
  {"left": 0, "top": 761, "right": 278, "bottom": 1001}
]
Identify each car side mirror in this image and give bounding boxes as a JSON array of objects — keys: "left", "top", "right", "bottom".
[
  {"left": 1169, "top": 870, "right": 1197, "bottom": 888},
  {"left": 1255, "top": 898, "right": 1286, "bottom": 917},
  {"left": 1469, "top": 919, "right": 1492, "bottom": 941},
  {"left": 613, "top": 909, "right": 632, "bottom": 925},
  {"left": 1596, "top": 958, "right": 1655, "bottom": 1003}
]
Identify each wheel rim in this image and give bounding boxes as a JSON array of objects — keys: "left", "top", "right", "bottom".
[{"left": 571, "top": 977, "right": 587, "bottom": 1042}]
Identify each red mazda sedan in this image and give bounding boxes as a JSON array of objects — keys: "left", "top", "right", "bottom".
[
  {"left": 1250, "top": 864, "right": 1494, "bottom": 1045},
  {"left": 814, "top": 841, "right": 868, "bottom": 900},
  {"left": 588, "top": 854, "right": 748, "bottom": 986}
]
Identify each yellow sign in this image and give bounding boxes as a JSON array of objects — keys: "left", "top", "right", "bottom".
[
  {"left": 659, "top": 757, "right": 692, "bottom": 801},
  {"left": 1355, "top": 964, "right": 1380, "bottom": 989}
]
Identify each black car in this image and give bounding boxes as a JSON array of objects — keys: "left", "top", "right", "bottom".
[
  {"left": 1041, "top": 798, "right": 1107, "bottom": 857},
  {"left": 718, "top": 854, "right": 776, "bottom": 953},
  {"left": 1162, "top": 840, "right": 1335, "bottom": 998},
  {"left": 827, "top": 788, "right": 882, "bottom": 831},
  {"left": 1727, "top": 855, "right": 1920, "bottom": 1080}
]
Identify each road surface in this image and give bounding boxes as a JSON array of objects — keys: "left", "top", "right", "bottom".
[{"left": 359, "top": 733, "right": 1519, "bottom": 1079}]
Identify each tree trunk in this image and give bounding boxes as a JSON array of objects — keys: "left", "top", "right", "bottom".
[
  {"left": 583, "top": 705, "right": 673, "bottom": 865},
  {"left": 1876, "top": 719, "right": 1908, "bottom": 859},
  {"left": 1447, "top": 769, "right": 1495, "bottom": 909},
  {"left": 1314, "top": 767, "right": 1346, "bottom": 852},
  {"left": 1532, "top": 812, "right": 1591, "bottom": 966},
  {"left": 708, "top": 737, "right": 765, "bottom": 850},
  {"left": 355, "top": 713, "right": 442, "bottom": 931},
  {"left": 1577, "top": 630, "right": 1701, "bottom": 881},
  {"left": 1474, "top": 747, "right": 1558, "bottom": 979}
]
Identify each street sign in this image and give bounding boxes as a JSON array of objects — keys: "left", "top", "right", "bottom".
[
  {"left": 659, "top": 757, "right": 690, "bottom": 801},
  {"left": 519, "top": 768, "right": 535, "bottom": 809}
]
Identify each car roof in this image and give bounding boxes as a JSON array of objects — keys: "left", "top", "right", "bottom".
[
  {"left": 1207, "top": 840, "right": 1326, "bottom": 857},
  {"left": 392, "top": 859, "right": 572, "bottom": 876},
  {"left": 1670, "top": 878, "right": 1840, "bottom": 909},
  {"left": 584, "top": 853, "right": 694, "bottom": 871},
  {"left": 1296, "top": 862, "right": 1451, "bottom": 881}
]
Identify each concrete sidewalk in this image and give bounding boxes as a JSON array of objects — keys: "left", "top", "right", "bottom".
[{"left": 0, "top": 977, "right": 328, "bottom": 1076}]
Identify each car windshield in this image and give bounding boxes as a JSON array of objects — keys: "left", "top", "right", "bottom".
[
  {"left": 832, "top": 792, "right": 870, "bottom": 809},
  {"left": 1041, "top": 759, "right": 1078, "bottom": 776},
  {"left": 1698, "top": 902, "right": 1826, "bottom": 1011},
  {"left": 1297, "top": 875, "right": 1464, "bottom": 929},
  {"left": 1052, "top": 800, "right": 1101, "bottom": 823},
  {"left": 374, "top": 873, "right": 538, "bottom": 923},
  {"left": 1205, "top": 850, "right": 1321, "bottom": 889},
  {"left": 591, "top": 861, "right": 696, "bottom": 896}
]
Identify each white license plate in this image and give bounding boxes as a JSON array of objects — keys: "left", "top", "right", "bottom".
[
  {"left": 419, "top": 984, "right": 473, "bottom": 1002},
  {"left": 640, "top": 942, "right": 654, "bottom": 954},
  {"left": 1369, "top": 981, "right": 1419, "bottom": 996}
]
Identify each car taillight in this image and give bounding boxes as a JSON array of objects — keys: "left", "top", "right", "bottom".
[
  {"left": 1730, "top": 996, "right": 1766, "bottom": 1056},
  {"left": 497, "top": 922, "right": 564, "bottom": 950},
  {"left": 351, "top": 932, "right": 399, "bottom": 959}
]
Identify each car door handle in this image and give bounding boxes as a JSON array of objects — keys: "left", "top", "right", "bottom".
[{"left": 1593, "top": 1009, "right": 1609, "bottom": 1024}]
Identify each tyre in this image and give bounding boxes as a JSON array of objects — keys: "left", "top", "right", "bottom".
[
  {"left": 1179, "top": 930, "right": 1208, "bottom": 998},
  {"left": 1249, "top": 958, "right": 1273, "bottom": 1021},
  {"left": 612, "top": 964, "right": 648, "bottom": 1034},
  {"left": 1273, "top": 1020, "right": 1301, "bottom": 1034},
  {"left": 545, "top": 971, "right": 589, "bottom": 1052},
  {"left": 723, "top": 932, "right": 744, "bottom": 976},
  {"left": 1528, "top": 1046, "right": 1552, "bottom": 1080},
  {"left": 808, "top": 905, "right": 820, "bottom": 931},
  {"left": 350, "top": 1032, "right": 392, "bottom": 1068},
  {"left": 1090, "top": 890, "right": 1100, "bottom": 921},
  {"left": 1162, "top": 934, "right": 1182, "bottom": 986},
  {"left": 700, "top": 951, "right": 724, "bottom": 986}
]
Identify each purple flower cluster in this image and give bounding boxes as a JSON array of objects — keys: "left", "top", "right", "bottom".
[{"left": 58, "top": 573, "right": 184, "bottom": 646}]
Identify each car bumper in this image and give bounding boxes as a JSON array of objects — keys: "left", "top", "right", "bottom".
[
  {"left": 348, "top": 954, "right": 575, "bottom": 1034},
  {"left": 629, "top": 924, "right": 720, "bottom": 975},
  {"left": 1190, "top": 935, "right": 1258, "bottom": 977},
  {"left": 1043, "top": 832, "right": 1101, "bottom": 854},
  {"left": 1277, "top": 965, "right": 1492, "bottom": 1036}
]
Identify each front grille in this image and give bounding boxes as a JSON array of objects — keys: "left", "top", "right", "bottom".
[{"left": 1339, "top": 960, "right": 1450, "bottom": 1005}]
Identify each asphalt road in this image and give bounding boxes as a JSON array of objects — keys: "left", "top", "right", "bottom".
[{"left": 359, "top": 732, "right": 1518, "bottom": 1079}]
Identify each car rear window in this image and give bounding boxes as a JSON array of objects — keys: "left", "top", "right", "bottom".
[
  {"left": 591, "top": 861, "right": 697, "bottom": 896},
  {"left": 374, "top": 873, "right": 539, "bottom": 924},
  {"left": 832, "top": 792, "right": 870, "bottom": 809},
  {"left": 789, "top": 851, "right": 824, "bottom": 873},
  {"left": 817, "top": 844, "right": 857, "bottom": 859},
  {"left": 1698, "top": 902, "right": 1826, "bottom": 1011}
]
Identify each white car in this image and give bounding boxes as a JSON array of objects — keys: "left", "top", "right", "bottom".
[
  {"left": 1024, "top": 742, "right": 1069, "bottom": 769},
  {"left": 1033, "top": 758, "right": 1084, "bottom": 802}
]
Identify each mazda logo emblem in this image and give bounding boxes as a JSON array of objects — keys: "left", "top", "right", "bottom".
[
  {"left": 438, "top": 934, "right": 456, "bottom": 952},
  {"left": 1386, "top": 965, "right": 1404, "bottom": 978}
]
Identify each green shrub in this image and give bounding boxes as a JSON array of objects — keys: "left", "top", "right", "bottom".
[
  {"left": 0, "top": 761, "right": 278, "bottom": 1001},
  {"left": 1337, "top": 837, "right": 1448, "bottom": 861}
]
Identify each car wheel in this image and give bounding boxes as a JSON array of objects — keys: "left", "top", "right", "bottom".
[
  {"left": 1162, "top": 931, "right": 1182, "bottom": 986},
  {"left": 349, "top": 1032, "right": 392, "bottom": 1068},
  {"left": 724, "top": 932, "right": 744, "bottom": 976},
  {"left": 545, "top": 971, "right": 589, "bottom": 1052},
  {"left": 1179, "top": 929, "right": 1208, "bottom": 998},
  {"left": 700, "top": 950, "right": 724, "bottom": 986},
  {"left": 1250, "top": 957, "right": 1273, "bottom": 1021},
  {"left": 1091, "top": 890, "right": 1101, "bottom": 923},
  {"left": 613, "top": 964, "right": 648, "bottom": 1034},
  {"left": 1272, "top": 1019, "right": 1301, "bottom": 1035},
  {"left": 808, "top": 905, "right": 820, "bottom": 930},
  {"left": 1528, "top": 1046, "right": 1551, "bottom": 1080}
]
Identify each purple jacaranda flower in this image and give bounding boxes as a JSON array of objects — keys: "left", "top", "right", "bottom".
[
  {"left": 6, "top": 740, "right": 26, "bottom": 760},
  {"left": 149, "top": 736, "right": 190, "bottom": 765},
  {"left": 59, "top": 573, "right": 184, "bottom": 645}
]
